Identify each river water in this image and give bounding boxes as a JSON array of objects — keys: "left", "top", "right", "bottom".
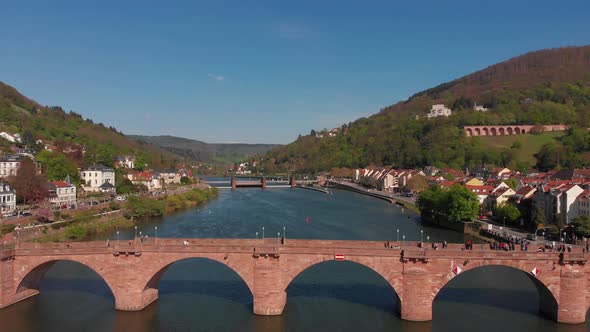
[{"left": 0, "top": 187, "right": 588, "bottom": 331}]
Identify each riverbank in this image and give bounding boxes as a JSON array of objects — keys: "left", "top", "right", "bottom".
[{"left": 20, "top": 186, "right": 219, "bottom": 243}]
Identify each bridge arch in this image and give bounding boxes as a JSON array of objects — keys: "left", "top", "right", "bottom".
[
  {"left": 466, "top": 128, "right": 473, "bottom": 137},
  {"left": 432, "top": 263, "right": 559, "bottom": 321},
  {"left": 16, "top": 259, "right": 116, "bottom": 303},
  {"left": 143, "top": 254, "right": 255, "bottom": 297},
  {"left": 483, "top": 127, "right": 489, "bottom": 136},
  {"left": 282, "top": 256, "right": 403, "bottom": 308}
]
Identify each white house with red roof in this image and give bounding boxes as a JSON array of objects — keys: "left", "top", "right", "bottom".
[{"left": 48, "top": 177, "right": 76, "bottom": 207}]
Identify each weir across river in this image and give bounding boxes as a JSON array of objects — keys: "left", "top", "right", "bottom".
[{"left": 1, "top": 238, "right": 589, "bottom": 324}]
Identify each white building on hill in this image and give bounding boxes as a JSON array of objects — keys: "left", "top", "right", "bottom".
[{"left": 427, "top": 104, "right": 452, "bottom": 119}]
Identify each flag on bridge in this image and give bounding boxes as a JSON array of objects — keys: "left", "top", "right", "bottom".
[
  {"left": 530, "top": 267, "right": 541, "bottom": 277},
  {"left": 334, "top": 254, "right": 345, "bottom": 261}
]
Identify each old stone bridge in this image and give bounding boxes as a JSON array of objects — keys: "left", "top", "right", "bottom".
[{"left": 0, "top": 238, "right": 589, "bottom": 324}]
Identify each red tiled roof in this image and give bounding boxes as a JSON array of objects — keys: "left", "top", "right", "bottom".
[{"left": 52, "top": 181, "right": 72, "bottom": 188}]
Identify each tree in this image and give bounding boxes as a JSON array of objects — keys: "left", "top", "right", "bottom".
[
  {"left": 446, "top": 184, "right": 479, "bottom": 222},
  {"left": 134, "top": 153, "right": 148, "bottom": 171},
  {"left": 531, "top": 206, "right": 546, "bottom": 227},
  {"left": 406, "top": 175, "right": 428, "bottom": 192},
  {"left": 505, "top": 178, "right": 518, "bottom": 190},
  {"left": 571, "top": 216, "right": 590, "bottom": 237},
  {"left": 10, "top": 158, "right": 48, "bottom": 204},
  {"left": 180, "top": 176, "right": 191, "bottom": 185},
  {"left": 494, "top": 203, "right": 521, "bottom": 225},
  {"left": 36, "top": 150, "right": 80, "bottom": 183}
]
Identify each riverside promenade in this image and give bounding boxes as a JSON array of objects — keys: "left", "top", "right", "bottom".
[{"left": 327, "top": 180, "right": 416, "bottom": 208}]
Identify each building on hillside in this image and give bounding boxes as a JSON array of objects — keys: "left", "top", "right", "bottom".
[
  {"left": 48, "top": 177, "right": 77, "bottom": 207},
  {"left": 127, "top": 170, "right": 162, "bottom": 191},
  {"left": 426, "top": 104, "right": 452, "bottom": 119},
  {"left": 0, "top": 154, "right": 25, "bottom": 177},
  {"left": 465, "top": 185, "right": 494, "bottom": 205},
  {"left": 484, "top": 187, "right": 516, "bottom": 211},
  {"left": 155, "top": 169, "right": 180, "bottom": 184},
  {"left": 0, "top": 132, "right": 21, "bottom": 143},
  {"left": 114, "top": 155, "right": 136, "bottom": 169},
  {"left": 80, "top": 164, "right": 115, "bottom": 193},
  {"left": 473, "top": 103, "right": 488, "bottom": 112},
  {"left": 0, "top": 182, "right": 16, "bottom": 217}
]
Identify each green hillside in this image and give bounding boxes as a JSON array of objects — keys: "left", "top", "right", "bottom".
[
  {"left": 474, "top": 132, "right": 564, "bottom": 165},
  {"left": 0, "top": 81, "right": 175, "bottom": 168},
  {"left": 264, "top": 45, "right": 590, "bottom": 173}
]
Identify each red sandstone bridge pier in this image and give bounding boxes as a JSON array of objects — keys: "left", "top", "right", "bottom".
[{"left": 1, "top": 238, "right": 589, "bottom": 324}]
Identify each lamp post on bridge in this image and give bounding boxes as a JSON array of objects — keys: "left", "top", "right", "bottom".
[
  {"left": 402, "top": 235, "right": 405, "bottom": 247},
  {"left": 134, "top": 226, "right": 138, "bottom": 239},
  {"left": 283, "top": 226, "right": 286, "bottom": 243},
  {"left": 396, "top": 229, "right": 399, "bottom": 242},
  {"left": 155, "top": 227, "right": 158, "bottom": 245},
  {"left": 255, "top": 232, "right": 258, "bottom": 239},
  {"left": 262, "top": 226, "right": 265, "bottom": 239},
  {"left": 420, "top": 229, "right": 423, "bottom": 243}
]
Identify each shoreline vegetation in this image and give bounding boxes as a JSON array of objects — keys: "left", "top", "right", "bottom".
[{"left": 30, "top": 187, "right": 219, "bottom": 243}]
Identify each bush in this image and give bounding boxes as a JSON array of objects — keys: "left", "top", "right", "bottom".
[
  {"left": 64, "top": 225, "right": 89, "bottom": 240},
  {"left": 125, "top": 196, "right": 164, "bottom": 219},
  {"left": 0, "top": 223, "right": 16, "bottom": 235}
]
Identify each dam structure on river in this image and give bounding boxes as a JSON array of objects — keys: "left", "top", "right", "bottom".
[
  {"left": 206, "top": 176, "right": 317, "bottom": 190},
  {"left": 1, "top": 238, "right": 589, "bottom": 324}
]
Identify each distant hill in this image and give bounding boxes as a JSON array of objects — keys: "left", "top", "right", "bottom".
[
  {"left": 0, "top": 81, "right": 175, "bottom": 168},
  {"left": 129, "top": 135, "right": 281, "bottom": 163},
  {"left": 265, "top": 45, "right": 590, "bottom": 173}
]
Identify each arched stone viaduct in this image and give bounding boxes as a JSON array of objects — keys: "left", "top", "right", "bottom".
[
  {"left": 1, "top": 238, "right": 589, "bottom": 324},
  {"left": 464, "top": 125, "right": 568, "bottom": 137}
]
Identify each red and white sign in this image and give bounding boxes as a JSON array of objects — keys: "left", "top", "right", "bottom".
[
  {"left": 334, "top": 254, "right": 345, "bottom": 261},
  {"left": 453, "top": 266, "right": 462, "bottom": 275},
  {"left": 531, "top": 267, "right": 541, "bottom": 277}
]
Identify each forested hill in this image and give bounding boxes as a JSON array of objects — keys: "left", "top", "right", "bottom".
[
  {"left": 130, "top": 135, "right": 281, "bottom": 163},
  {"left": 264, "top": 45, "right": 590, "bottom": 173},
  {"left": 0, "top": 81, "right": 174, "bottom": 168}
]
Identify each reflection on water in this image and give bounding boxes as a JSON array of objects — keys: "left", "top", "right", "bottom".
[{"left": 0, "top": 188, "right": 588, "bottom": 331}]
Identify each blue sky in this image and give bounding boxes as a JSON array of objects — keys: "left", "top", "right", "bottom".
[{"left": 1, "top": 0, "right": 589, "bottom": 144}]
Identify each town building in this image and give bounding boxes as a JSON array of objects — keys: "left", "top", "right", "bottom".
[
  {"left": 80, "top": 164, "right": 116, "bottom": 193},
  {"left": 114, "top": 155, "right": 136, "bottom": 169},
  {"left": 155, "top": 169, "right": 181, "bottom": 184},
  {"left": 48, "top": 176, "right": 77, "bottom": 207},
  {"left": 0, "top": 154, "right": 25, "bottom": 177},
  {"left": 0, "top": 132, "right": 21, "bottom": 143},
  {"left": 0, "top": 182, "right": 16, "bottom": 217},
  {"left": 473, "top": 103, "right": 488, "bottom": 112},
  {"left": 426, "top": 104, "right": 452, "bottom": 119},
  {"left": 127, "top": 170, "right": 162, "bottom": 191}
]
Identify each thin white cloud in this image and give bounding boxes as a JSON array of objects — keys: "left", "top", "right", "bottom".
[
  {"left": 278, "top": 23, "right": 310, "bottom": 39},
  {"left": 144, "top": 113, "right": 153, "bottom": 121},
  {"left": 207, "top": 73, "right": 225, "bottom": 81}
]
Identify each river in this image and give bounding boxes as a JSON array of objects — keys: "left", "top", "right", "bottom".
[{"left": 0, "top": 187, "right": 588, "bottom": 331}]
